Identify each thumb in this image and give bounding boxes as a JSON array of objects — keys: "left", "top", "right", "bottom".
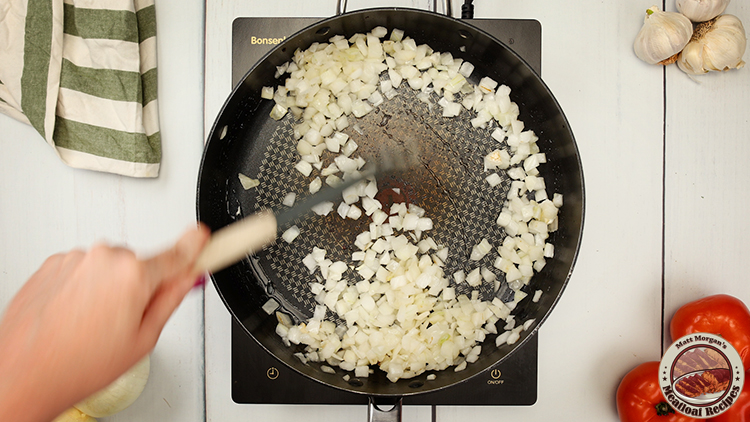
[
  {"left": 141, "top": 224, "right": 210, "bottom": 293},
  {"left": 136, "top": 225, "right": 210, "bottom": 352}
]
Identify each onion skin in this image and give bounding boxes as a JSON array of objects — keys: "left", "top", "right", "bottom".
[
  {"left": 74, "top": 355, "right": 150, "bottom": 418},
  {"left": 52, "top": 408, "right": 97, "bottom": 422}
]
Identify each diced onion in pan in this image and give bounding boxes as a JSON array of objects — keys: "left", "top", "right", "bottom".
[
  {"left": 261, "top": 86, "right": 274, "bottom": 99},
  {"left": 485, "top": 173, "right": 502, "bottom": 187},
  {"left": 259, "top": 27, "right": 564, "bottom": 384},
  {"left": 311, "top": 201, "right": 334, "bottom": 216},
  {"left": 309, "top": 176, "right": 322, "bottom": 194},
  {"left": 238, "top": 173, "right": 259, "bottom": 190},
  {"left": 282, "top": 226, "right": 301, "bottom": 243},
  {"left": 282, "top": 192, "right": 296, "bottom": 207}
]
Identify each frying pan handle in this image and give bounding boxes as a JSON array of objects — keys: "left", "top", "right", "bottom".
[
  {"left": 336, "top": 0, "right": 452, "bottom": 17},
  {"left": 367, "top": 397, "right": 402, "bottom": 422}
]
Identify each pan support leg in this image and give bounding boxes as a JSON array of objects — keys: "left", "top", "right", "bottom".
[
  {"left": 368, "top": 397, "right": 403, "bottom": 422},
  {"left": 335, "top": 0, "right": 452, "bottom": 17}
]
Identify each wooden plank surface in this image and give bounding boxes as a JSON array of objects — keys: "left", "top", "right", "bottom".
[
  {"left": 0, "top": 0, "right": 208, "bottom": 421},
  {"left": 662, "top": 2, "right": 750, "bottom": 347}
]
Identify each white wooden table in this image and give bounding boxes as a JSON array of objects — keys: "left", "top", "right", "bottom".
[{"left": 1, "top": 0, "right": 748, "bottom": 421}]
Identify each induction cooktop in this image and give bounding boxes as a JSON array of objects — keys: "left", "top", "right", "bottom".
[{"left": 229, "top": 15, "right": 542, "bottom": 406}]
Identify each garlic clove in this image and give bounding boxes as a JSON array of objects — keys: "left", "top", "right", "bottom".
[
  {"left": 676, "top": 0, "right": 730, "bottom": 23},
  {"left": 634, "top": 6, "right": 694, "bottom": 65},
  {"left": 677, "top": 14, "right": 747, "bottom": 74}
]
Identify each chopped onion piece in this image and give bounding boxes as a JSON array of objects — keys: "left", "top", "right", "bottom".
[
  {"left": 238, "top": 173, "right": 260, "bottom": 190},
  {"left": 495, "top": 331, "right": 510, "bottom": 347},
  {"left": 553, "top": 193, "right": 564, "bottom": 208},
  {"left": 481, "top": 267, "right": 496, "bottom": 283},
  {"left": 347, "top": 205, "right": 363, "bottom": 220},
  {"left": 325, "top": 137, "right": 341, "bottom": 153},
  {"left": 311, "top": 201, "right": 334, "bottom": 216},
  {"left": 458, "top": 61, "right": 474, "bottom": 78},
  {"left": 261, "top": 86, "right": 274, "bottom": 99},
  {"left": 371, "top": 26, "right": 388, "bottom": 38},
  {"left": 470, "top": 238, "right": 492, "bottom": 261},
  {"left": 326, "top": 174, "right": 343, "bottom": 187},
  {"left": 532, "top": 290, "right": 543, "bottom": 303},
  {"left": 442, "top": 101, "right": 462, "bottom": 117},
  {"left": 309, "top": 177, "right": 322, "bottom": 194},
  {"left": 282, "top": 192, "right": 296, "bottom": 207},
  {"left": 453, "top": 270, "right": 466, "bottom": 284},
  {"left": 544, "top": 243, "right": 555, "bottom": 258},
  {"left": 485, "top": 173, "right": 502, "bottom": 187},
  {"left": 491, "top": 128, "right": 506, "bottom": 142},
  {"left": 368, "top": 91, "right": 384, "bottom": 106},
  {"left": 342, "top": 139, "right": 359, "bottom": 156},
  {"left": 436, "top": 247, "right": 449, "bottom": 263},
  {"left": 484, "top": 149, "right": 510, "bottom": 171},
  {"left": 337, "top": 202, "right": 350, "bottom": 219},
  {"left": 416, "top": 217, "right": 433, "bottom": 231},
  {"left": 390, "top": 28, "right": 405, "bottom": 42},
  {"left": 282, "top": 226, "right": 301, "bottom": 243},
  {"left": 466, "top": 268, "right": 482, "bottom": 286},
  {"left": 321, "top": 163, "right": 340, "bottom": 177},
  {"left": 295, "top": 160, "right": 313, "bottom": 177},
  {"left": 478, "top": 76, "right": 498, "bottom": 93},
  {"left": 270, "top": 103, "right": 288, "bottom": 120}
]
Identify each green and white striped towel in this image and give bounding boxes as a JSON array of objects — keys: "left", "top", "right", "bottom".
[{"left": 0, "top": 0, "right": 160, "bottom": 178}]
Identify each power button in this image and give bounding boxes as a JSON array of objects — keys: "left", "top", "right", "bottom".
[{"left": 266, "top": 367, "right": 279, "bottom": 380}]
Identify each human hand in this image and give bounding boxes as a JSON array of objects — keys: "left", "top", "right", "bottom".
[{"left": 0, "top": 225, "right": 210, "bottom": 422}]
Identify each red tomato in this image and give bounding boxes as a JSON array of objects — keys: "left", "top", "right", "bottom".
[
  {"left": 617, "top": 361, "right": 700, "bottom": 422},
  {"left": 669, "top": 294, "right": 750, "bottom": 370},
  {"left": 709, "top": 371, "right": 750, "bottom": 422}
]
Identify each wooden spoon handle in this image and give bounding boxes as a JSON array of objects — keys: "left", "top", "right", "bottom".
[{"left": 194, "top": 210, "right": 277, "bottom": 274}]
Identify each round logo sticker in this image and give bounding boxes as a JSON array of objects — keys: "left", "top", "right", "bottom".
[{"left": 660, "top": 333, "right": 745, "bottom": 418}]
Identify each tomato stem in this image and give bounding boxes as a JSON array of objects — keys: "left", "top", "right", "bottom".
[{"left": 654, "top": 402, "right": 676, "bottom": 416}]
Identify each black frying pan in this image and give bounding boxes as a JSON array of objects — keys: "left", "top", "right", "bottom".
[{"left": 197, "top": 6, "right": 584, "bottom": 414}]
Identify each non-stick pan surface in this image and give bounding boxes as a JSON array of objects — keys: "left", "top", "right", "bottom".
[{"left": 198, "top": 8, "right": 584, "bottom": 397}]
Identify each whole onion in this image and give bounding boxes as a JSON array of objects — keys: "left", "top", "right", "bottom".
[{"left": 74, "top": 355, "right": 150, "bottom": 418}]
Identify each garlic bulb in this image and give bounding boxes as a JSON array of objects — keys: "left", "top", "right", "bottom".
[
  {"left": 634, "top": 6, "right": 694, "bottom": 65},
  {"left": 677, "top": 14, "right": 747, "bottom": 74},
  {"left": 676, "top": 0, "right": 730, "bottom": 23},
  {"left": 74, "top": 355, "right": 150, "bottom": 418}
]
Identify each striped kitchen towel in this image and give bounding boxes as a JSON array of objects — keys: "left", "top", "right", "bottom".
[{"left": 0, "top": 0, "right": 161, "bottom": 178}]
